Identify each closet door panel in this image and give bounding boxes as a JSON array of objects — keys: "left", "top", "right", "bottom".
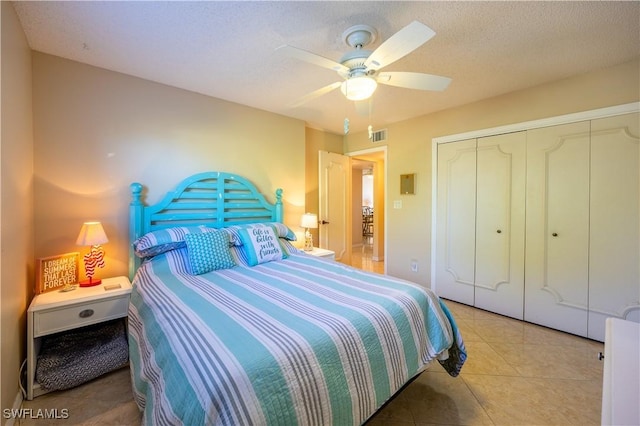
[
  {"left": 475, "top": 132, "right": 526, "bottom": 319},
  {"left": 588, "top": 113, "right": 640, "bottom": 341},
  {"left": 435, "top": 139, "right": 476, "bottom": 305},
  {"left": 525, "top": 122, "right": 590, "bottom": 337}
]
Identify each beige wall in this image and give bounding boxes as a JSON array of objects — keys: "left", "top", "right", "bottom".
[
  {"left": 1, "top": 1, "right": 35, "bottom": 417},
  {"left": 32, "top": 52, "right": 307, "bottom": 282},
  {"left": 304, "top": 127, "right": 343, "bottom": 246},
  {"left": 345, "top": 58, "right": 640, "bottom": 287}
]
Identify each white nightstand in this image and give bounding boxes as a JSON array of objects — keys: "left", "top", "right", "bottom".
[
  {"left": 26, "top": 276, "right": 132, "bottom": 400},
  {"left": 306, "top": 247, "right": 335, "bottom": 260}
]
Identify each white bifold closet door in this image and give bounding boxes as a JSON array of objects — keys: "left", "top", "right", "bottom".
[
  {"left": 525, "top": 113, "right": 639, "bottom": 340},
  {"left": 435, "top": 132, "right": 526, "bottom": 319},
  {"left": 435, "top": 139, "right": 476, "bottom": 306},
  {"left": 525, "top": 121, "right": 591, "bottom": 336},
  {"left": 588, "top": 113, "right": 640, "bottom": 341},
  {"left": 474, "top": 133, "right": 526, "bottom": 319}
]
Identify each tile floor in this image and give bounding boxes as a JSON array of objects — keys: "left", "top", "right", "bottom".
[
  {"left": 20, "top": 250, "right": 605, "bottom": 425},
  {"left": 366, "top": 301, "right": 605, "bottom": 425},
  {"left": 19, "top": 366, "right": 140, "bottom": 425},
  {"left": 352, "top": 242, "right": 385, "bottom": 274}
]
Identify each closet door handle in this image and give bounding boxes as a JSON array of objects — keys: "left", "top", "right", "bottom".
[
  {"left": 496, "top": 229, "right": 502, "bottom": 234},
  {"left": 552, "top": 232, "right": 558, "bottom": 237}
]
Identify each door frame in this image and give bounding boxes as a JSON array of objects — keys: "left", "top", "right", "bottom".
[
  {"left": 430, "top": 102, "right": 640, "bottom": 291},
  {"left": 346, "top": 146, "right": 388, "bottom": 274}
]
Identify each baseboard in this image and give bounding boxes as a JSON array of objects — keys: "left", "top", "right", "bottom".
[{"left": 4, "top": 389, "right": 24, "bottom": 426}]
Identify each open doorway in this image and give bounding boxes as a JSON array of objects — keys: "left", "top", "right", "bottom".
[{"left": 350, "top": 148, "right": 385, "bottom": 274}]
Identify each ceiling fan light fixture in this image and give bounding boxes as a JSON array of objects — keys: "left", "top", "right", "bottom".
[{"left": 340, "top": 76, "right": 377, "bottom": 101}]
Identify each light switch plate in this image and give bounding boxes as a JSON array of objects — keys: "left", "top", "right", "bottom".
[{"left": 393, "top": 200, "right": 402, "bottom": 209}]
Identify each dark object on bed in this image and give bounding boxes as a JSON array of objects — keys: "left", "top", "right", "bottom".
[{"left": 35, "top": 319, "right": 128, "bottom": 391}]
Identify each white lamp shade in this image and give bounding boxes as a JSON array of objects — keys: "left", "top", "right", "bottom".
[
  {"left": 340, "top": 76, "right": 377, "bottom": 101},
  {"left": 76, "top": 221, "right": 109, "bottom": 246},
  {"left": 300, "top": 213, "right": 318, "bottom": 229}
]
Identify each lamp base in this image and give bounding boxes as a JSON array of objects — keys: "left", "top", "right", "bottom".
[
  {"left": 79, "top": 278, "right": 102, "bottom": 287},
  {"left": 304, "top": 230, "right": 314, "bottom": 251}
]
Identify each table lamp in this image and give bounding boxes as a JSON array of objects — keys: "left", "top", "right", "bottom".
[
  {"left": 300, "top": 213, "right": 318, "bottom": 251},
  {"left": 76, "top": 221, "right": 108, "bottom": 287}
]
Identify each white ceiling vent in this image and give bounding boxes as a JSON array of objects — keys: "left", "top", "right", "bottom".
[{"left": 370, "top": 128, "right": 387, "bottom": 143}]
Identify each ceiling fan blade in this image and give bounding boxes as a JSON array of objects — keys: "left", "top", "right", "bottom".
[
  {"left": 276, "top": 45, "right": 349, "bottom": 75},
  {"left": 364, "top": 21, "right": 436, "bottom": 71},
  {"left": 287, "top": 81, "right": 342, "bottom": 108},
  {"left": 377, "top": 72, "right": 451, "bottom": 91}
]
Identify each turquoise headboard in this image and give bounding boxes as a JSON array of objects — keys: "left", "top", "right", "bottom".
[{"left": 129, "top": 172, "right": 283, "bottom": 280}]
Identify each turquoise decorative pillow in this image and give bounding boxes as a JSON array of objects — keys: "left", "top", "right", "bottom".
[
  {"left": 237, "top": 226, "right": 288, "bottom": 266},
  {"left": 184, "top": 230, "right": 236, "bottom": 275}
]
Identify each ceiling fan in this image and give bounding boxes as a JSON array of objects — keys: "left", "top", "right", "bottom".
[{"left": 277, "top": 21, "right": 451, "bottom": 107}]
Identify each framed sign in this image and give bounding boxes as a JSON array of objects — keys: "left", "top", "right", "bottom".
[
  {"left": 36, "top": 252, "right": 80, "bottom": 294},
  {"left": 400, "top": 173, "right": 416, "bottom": 195}
]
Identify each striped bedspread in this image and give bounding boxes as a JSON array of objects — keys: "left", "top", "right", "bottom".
[{"left": 128, "top": 248, "right": 466, "bottom": 425}]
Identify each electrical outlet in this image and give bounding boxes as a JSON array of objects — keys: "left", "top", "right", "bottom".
[{"left": 410, "top": 259, "right": 418, "bottom": 272}]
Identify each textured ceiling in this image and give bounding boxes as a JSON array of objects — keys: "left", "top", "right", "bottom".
[{"left": 13, "top": 1, "right": 640, "bottom": 135}]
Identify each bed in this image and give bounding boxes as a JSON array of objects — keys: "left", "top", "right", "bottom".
[{"left": 127, "top": 172, "right": 466, "bottom": 425}]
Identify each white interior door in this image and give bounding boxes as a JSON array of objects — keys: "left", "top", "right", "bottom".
[
  {"left": 525, "top": 121, "right": 591, "bottom": 336},
  {"left": 319, "top": 151, "right": 350, "bottom": 262},
  {"left": 588, "top": 113, "right": 640, "bottom": 341},
  {"left": 435, "top": 139, "right": 476, "bottom": 305},
  {"left": 474, "top": 132, "right": 526, "bottom": 319}
]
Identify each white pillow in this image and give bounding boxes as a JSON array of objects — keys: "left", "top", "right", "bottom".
[{"left": 237, "top": 226, "right": 288, "bottom": 266}]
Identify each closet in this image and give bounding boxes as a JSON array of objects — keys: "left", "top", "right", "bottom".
[{"left": 434, "top": 110, "right": 639, "bottom": 341}]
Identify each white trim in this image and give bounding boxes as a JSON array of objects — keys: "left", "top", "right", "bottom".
[
  {"left": 431, "top": 139, "right": 439, "bottom": 289},
  {"left": 347, "top": 146, "right": 388, "bottom": 274},
  {"left": 433, "top": 102, "right": 639, "bottom": 145},
  {"left": 430, "top": 102, "right": 639, "bottom": 291}
]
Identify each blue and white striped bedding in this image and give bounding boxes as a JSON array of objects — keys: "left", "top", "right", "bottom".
[{"left": 128, "top": 247, "right": 466, "bottom": 425}]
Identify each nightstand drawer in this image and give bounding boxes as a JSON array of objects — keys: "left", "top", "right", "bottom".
[{"left": 33, "top": 296, "right": 129, "bottom": 337}]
